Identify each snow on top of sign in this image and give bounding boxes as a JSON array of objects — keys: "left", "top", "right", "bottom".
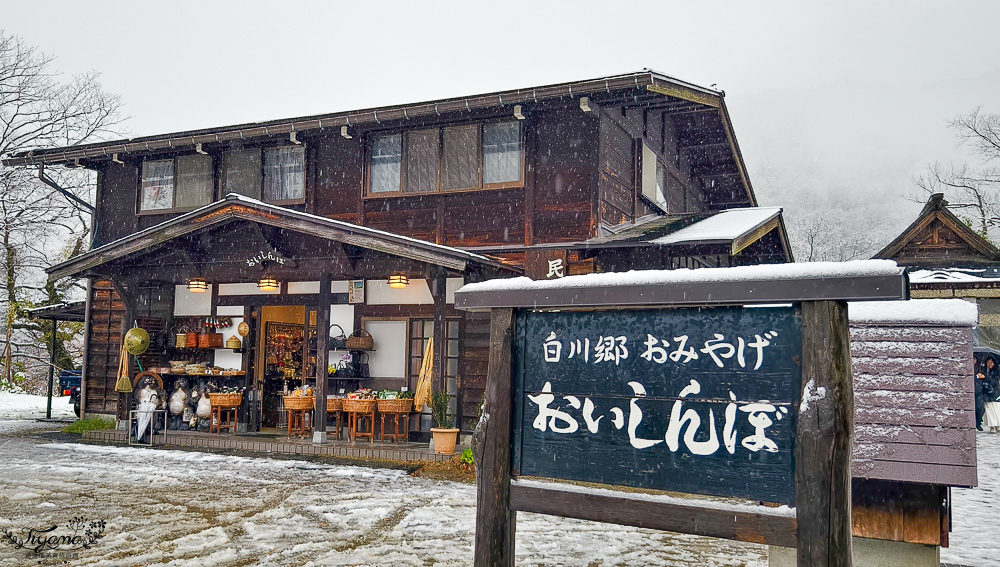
[
  {"left": 459, "top": 260, "right": 903, "bottom": 294},
  {"left": 512, "top": 478, "right": 796, "bottom": 517},
  {"left": 651, "top": 207, "right": 782, "bottom": 245},
  {"left": 848, "top": 298, "right": 978, "bottom": 326}
]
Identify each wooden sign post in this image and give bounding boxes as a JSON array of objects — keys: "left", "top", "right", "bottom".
[{"left": 455, "top": 264, "right": 908, "bottom": 567}]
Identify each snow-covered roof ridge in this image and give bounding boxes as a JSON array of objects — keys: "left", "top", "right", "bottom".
[
  {"left": 849, "top": 298, "right": 979, "bottom": 326},
  {"left": 651, "top": 207, "right": 782, "bottom": 245},
  {"left": 460, "top": 260, "right": 903, "bottom": 294}
]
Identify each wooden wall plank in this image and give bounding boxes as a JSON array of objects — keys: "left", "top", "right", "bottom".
[{"left": 510, "top": 483, "right": 798, "bottom": 549}]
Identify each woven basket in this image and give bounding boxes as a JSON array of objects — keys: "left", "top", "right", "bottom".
[
  {"left": 342, "top": 398, "right": 376, "bottom": 414},
  {"left": 345, "top": 328, "right": 374, "bottom": 351},
  {"left": 198, "top": 333, "right": 224, "bottom": 349},
  {"left": 186, "top": 332, "right": 198, "bottom": 347},
  {"left": 283, "top": 396, "right": 315, "bottom": 411},
  {"left": 225, "top": 336, "right": 242, "bottom": 349},
  {"left": 377, "top": 399, "right": 413, "bottom": 413},
  {"left": 326, "top": 397, "right": 343, "bottom": 412},
  {"left": 175, "top": 333, "right": 188, "bottom": 348},
  {"left": 209, "top": 393, "right": 243, "bottom": 407}
]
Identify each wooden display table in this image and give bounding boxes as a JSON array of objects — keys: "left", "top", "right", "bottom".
[
  {"left": 326, "top": 398, "right": 345, "bottom": 440},
  {"left": 343, "top": 399, "right": 376, "bottom": 443},
  {"left": 210, "top": 405, "right": 237, "bottom": 434},
  {"left": 287, "top": 408, "right": 311, "bottom": 439},
  {"left": 377, "top": 399, "right": 413, "bottom": 444}
]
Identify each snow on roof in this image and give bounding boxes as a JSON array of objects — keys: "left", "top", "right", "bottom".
[
  {"left": 650, "top": 207, "right": 781, "bottom": 245},
  {"left": 459, "top": 259, "right": 904, "bottom": 294},
  {"left": 849, "top": 298, "right": 978, "bottom": 326},
  {"left": 908, "top": 268, "right": 996, "bottom": 283}
]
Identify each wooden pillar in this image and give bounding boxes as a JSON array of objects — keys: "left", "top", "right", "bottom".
[
  {"left": 432, "top": 268, "right": 448, "bottom": 394},
  {"left": 796, "top": 301, "right": 854, "bottom": 567},
  {"left": 45, "top": 317, "right": 58, "bottom": 419},
  {"left": 80, "top": 279, "right": 93, "bottom": 419},
  {"left": 472, "top": 307, "right": 516, "bottom": 567},
  {"left": 313, "top": 274, "right": 331, "bottom": 441}
]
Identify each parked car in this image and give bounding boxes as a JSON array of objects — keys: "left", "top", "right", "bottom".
[{"left": 59, "top": 370, "right": 81, "bottom": 417}]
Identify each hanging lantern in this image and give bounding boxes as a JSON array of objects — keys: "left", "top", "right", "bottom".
[
  {"left": 387, "top": 274, "right": 409, "bottom": 289},
  {"left": 258, "top": 276, "right": 279, "bottom": 292},
  {"left": 187, "top": 277, "right": 208, "bottom": 293}
]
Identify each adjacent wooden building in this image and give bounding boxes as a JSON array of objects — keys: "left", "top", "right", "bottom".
[
  {"left": 2, "top": 70, "right": 791, "bottom": 436},
  {"left": 875, "top": 192, "right": 1000, "bottom": 349}
]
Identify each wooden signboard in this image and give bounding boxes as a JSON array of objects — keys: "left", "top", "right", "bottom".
[
  {"left": 455, "top": 265, "right": 910, "bottom": 567},
  {"left": 524, "top": 248, "right": 568, "bottom": 280},
  {"left": 513, "top": 306, "right": 802, "bottom": 504}
]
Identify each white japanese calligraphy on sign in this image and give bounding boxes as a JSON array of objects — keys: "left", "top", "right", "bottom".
[{"left": 546, "top": 258, "right": 565, "bottom": 279}]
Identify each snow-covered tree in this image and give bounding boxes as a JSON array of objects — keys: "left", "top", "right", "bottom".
[{"left": 0, "top": 31, "right": 124, "bottom": 392}]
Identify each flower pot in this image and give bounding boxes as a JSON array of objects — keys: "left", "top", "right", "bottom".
[{"left": 430, "top": 427, "right": 460, "bottom": 454}]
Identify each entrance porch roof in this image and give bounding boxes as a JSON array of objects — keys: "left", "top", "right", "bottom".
[{"left": 47, "top": 194, "right": 518, "bottom": 281}]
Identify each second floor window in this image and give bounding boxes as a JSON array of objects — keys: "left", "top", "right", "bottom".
[
  {"left": 139, "top": 154, "right": 213, "bottom": 212},
  {"left": 368, "top": 121, "right": 523, "bottom": 195},
  {"left": 223, "top": 145, "right": 305, "bottom": 204}
]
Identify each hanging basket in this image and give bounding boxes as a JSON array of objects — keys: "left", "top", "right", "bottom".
[
  {"left": 175, "top": 333, "right": 188, "bottom": 349},
  {"left": 225, "top": 336, "right": 242, "bottom": 349},
  {"left": 345, "top": 328, "right": 374, "bottom": 351}
]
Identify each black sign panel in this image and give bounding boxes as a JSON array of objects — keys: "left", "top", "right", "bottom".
[{"left": 512, "top": 306, "right": 802, "bottom": 505}]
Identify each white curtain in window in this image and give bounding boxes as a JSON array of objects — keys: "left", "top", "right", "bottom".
[
  {"left": 483, "top": 122, "right": 521, "bottom": 185},
  {"left": 264, "top": 146, "right": 305, "bottom": 202},
  {"left": 140, "top": 160, "right": 175, "bottom": 211},
  {"left": 176, "top": 154, "right": 213, "bottom": 209},
  {"left": 223, "top": 149, "right": 262, "bottom": 199},
  {"left": 370, "top": 135, "right": 402, "bottom": 193}
]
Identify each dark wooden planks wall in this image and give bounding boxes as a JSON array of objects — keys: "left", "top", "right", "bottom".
[
  {"left": 83, "top": 280, "right": 125, "bottom": 415},
  {"left": 849, "top": 323, "right": 977, "bottom": 487}
]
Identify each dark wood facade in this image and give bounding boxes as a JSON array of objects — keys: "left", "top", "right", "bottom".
[{"left": 6, "top": 72, "right": 790, "bottom": 429}]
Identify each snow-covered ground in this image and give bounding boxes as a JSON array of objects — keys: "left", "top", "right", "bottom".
[
  {"left": 941, "top": 431, "right": 1000, "bottom": 566},
  {"left": 0, "top": 381, "right": 995, "bottom": 566},
  {"left": 0, "top": 391, "right": 73, "bottom": 420},
  {"left": 0, "top": 429, "right": 767, "bottom": 566}
]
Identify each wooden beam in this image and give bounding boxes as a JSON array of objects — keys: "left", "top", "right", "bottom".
[
  {"left": 312, "top": 274, "right": 331, "bottom": 436},
  {"left": 796, "top": 301, "right": 854, "bottom": 566},
  {"left": 432, "top": 268, "right": 448, "bottom": 394},
  {"left": 473, "top": 307, "right": 515, "bottom": 567},
  {"left": 510, "top": 483, "right": 798, "bottom": 548},
  {"left": 646, "top": 83, "right": 720, "bottom": 108}
]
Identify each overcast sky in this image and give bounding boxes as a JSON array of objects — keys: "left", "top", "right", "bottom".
[{"left": 4, "top": 1, "right": 1000, "bottom": 245}]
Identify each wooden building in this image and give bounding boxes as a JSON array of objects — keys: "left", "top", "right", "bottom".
[
  {"left": 1, "top": 71, "right": 791, "bottom": 437},
  {"left": 875, "top": 192, "right": 1000, "bottom": 349}
]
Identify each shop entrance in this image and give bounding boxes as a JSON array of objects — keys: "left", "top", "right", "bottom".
[{"left": 252, "top": 305, "right": 318, "bottom": 430}]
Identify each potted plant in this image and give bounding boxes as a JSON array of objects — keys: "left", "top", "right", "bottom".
[{"left": 430, "top": 391, "right": 459, "bottom": 454}]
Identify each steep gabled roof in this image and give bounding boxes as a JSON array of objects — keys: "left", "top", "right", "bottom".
[{"left": 873, "top": 193, "right": 1000, "bottom": 268}]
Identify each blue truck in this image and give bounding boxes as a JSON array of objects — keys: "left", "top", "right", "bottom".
[{"left": 58, "top": 370, "right": 81, "bottom": 417}]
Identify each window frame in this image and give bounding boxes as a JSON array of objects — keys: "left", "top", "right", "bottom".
[
  {"left": 136, "top": 153, "right": 215, "bottom": 215},
  {"left": 219, "top": 143, "right": 308, "bottom": 206},
  {"left": 262, "top": 145, "right": 307, "bottom": 205},
  {"left": 364, "top": 119, "right": 525, "bottom": 199}
]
